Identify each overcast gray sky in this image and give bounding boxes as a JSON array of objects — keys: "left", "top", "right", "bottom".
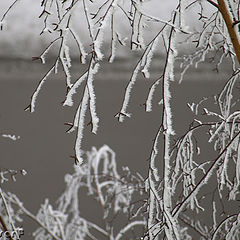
[{"left": 0, "top": 0, "right": 202, "bottom": 58}]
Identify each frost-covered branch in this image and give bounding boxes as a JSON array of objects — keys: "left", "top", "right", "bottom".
[
  {"left": 173, "top": 130, "right": 240, "bottom": 218},
  {"left": 0, "top": 0, "right": 20, "bottom": 30},
  {"left": 2, "top": 0, "right": 240, "bottom": 239}
]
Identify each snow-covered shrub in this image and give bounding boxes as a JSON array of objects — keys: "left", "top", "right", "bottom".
[{"left": 2, "top": 145, "right": 146, "bottom": 240}]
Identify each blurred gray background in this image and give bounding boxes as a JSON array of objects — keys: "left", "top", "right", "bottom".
[{"left": 0, "top": 0, "right": 232, "bottom": 238}]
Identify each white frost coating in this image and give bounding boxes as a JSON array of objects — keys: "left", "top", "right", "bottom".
[
  {"left": 109, "top": 33, "right": 117, "bottom": 63},
  {"left": 161, "top": 22, "right": 181, "bottom": 239},
  {"left": 149, "top": 129, "right": 162, "bottom": 184},
  {"left": 56, "top": 0, "right": 64, "bottom": 19},
  {"left": 141, "top": 35, "right": 160, "bottom": 79},
  {"left": 115, "top": 220, "right": 145, "bottom": 240},
  {"left": 0, "top": 20, "right": 6, "bottom": 30},
  {"left": 164, "top": 74, "right": 174, "bottom": 135},
  {"left": 226, "top": 213, "right": 240, "bottom": 240},
  {"left": 63, "top": 72, "right": 88, "bottom": 106},
  {"left": 54, "top": 59, "right": 59, "bottom": 74},
  {"left": 202, "top": 108, "right": 224, "bottom": 119},
  {"left": 40, "top": 47, "right": 49, "bottom": 64},
  {"left": 60, "top": 34, "right": 72, "bottom": 89},
  {"left": 30, "top": 66, "right": 55, "bottom": 112},
  {"left": 209, "top": 111, "right": 240, "bottom": 143},
  {"left": 197, "top": 27, "right": 209, "bottom": 50},
  {"left": 0, "top": 0, "right": 21, "bottom": 31},
  {"left": 67, "top": 103, "right": 81, "bottom": 133},
  {"left": 42, "top": 0, "right": 53, "bottom": 14},
  {"left": 75, "top": 87, "right": 89, "bottom": 164},
  {"left": 93, "top": 146, "right": 118, "bottom": 205},
  {"left": 146, "top": 78, "right": 161, "bottom": 112},
  {"left": 139, "top": 10, "right": 191, "bottom": 34},
  {"left": 120, "top": 31, "right": 161, "bottom": 117},
  {"left": 212, "top": 200, "right": 217, "bottom": 230},
  {"left": 218, "top": 76, "right": 238, "bottom": 118},
  {"left": 131, "top": 1, "right": 145, "bottom": 50},
  {"left": 82, "top": 0, "right": 94, "bottom": 40},
  {"left": 57, "top": 1, "right": 79, "bottom": 30},
  {"left": 70, "top": 27, "right": 87, "bottom": 64},
  {"left": 118, "top": 64, "right": 141, "bottom": 122},
  {"left": 94, "top": 6, "right": 114, "bottom": 60},
  {"left": 163, "top": 29, "right": 177, "bottom": 135},
  {"left": 41, "top": 26, "right": 52, "bottom": 34},
  {"left": 173, "top": 130, "right": 240, "bottom": 219},
  {"left": 2, "top": 134, "right": 20, "bottom": 141},
  {"left": 147, "top": 191, "right": 156, "bottom": 239},
  {"left": 116, "top": 33, "right": 127, "bottom": 46},
  {"left": 172, "top": 132, "right": 194, "bottom": 191},
  {"left": 225, "top": 0, "right": 237, "bottom": 21},
  {"left": 94, "top": 38, "right": 104, "bottom": 60},
  {"left": 109, "top": 18, "right": 117, "bottom": 63},
  {"left": 179, "top": 0, "right": 189, "bottom": 32},
  {"left": 40, "top": 38, "right": 62, "bottom": 64},
  {"left": 64, "top": 44, "right": 71, "bottom": 68},
  {"left": 158, "top": 99, "right": 163, "bottom": 105},
  {"left": 229, "top": 141, "right": 240, "bottom": 200},
  {"left": 87, "top": 62, "right": 100, "bottom": 134}
]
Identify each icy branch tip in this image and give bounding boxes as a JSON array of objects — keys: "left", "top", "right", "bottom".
[{"left": 2, "top": 134, "right": 20, "bottom": 141}]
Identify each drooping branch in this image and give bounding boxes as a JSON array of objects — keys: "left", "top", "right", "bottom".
[
  {"left": 172, "top": 130, "right": 240, "bottom": 218},
  {"left": 0, "top": 0, "right": 20, "bottom": 30}
]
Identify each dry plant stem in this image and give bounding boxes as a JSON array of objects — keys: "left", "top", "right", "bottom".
[{"left": 217, "top": 0, "right": 240, "bottom": 64}]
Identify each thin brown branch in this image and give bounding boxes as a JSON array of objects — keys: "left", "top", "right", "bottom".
[{"left": 217, "top": 0, "right": 240, "bottom": 64}]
